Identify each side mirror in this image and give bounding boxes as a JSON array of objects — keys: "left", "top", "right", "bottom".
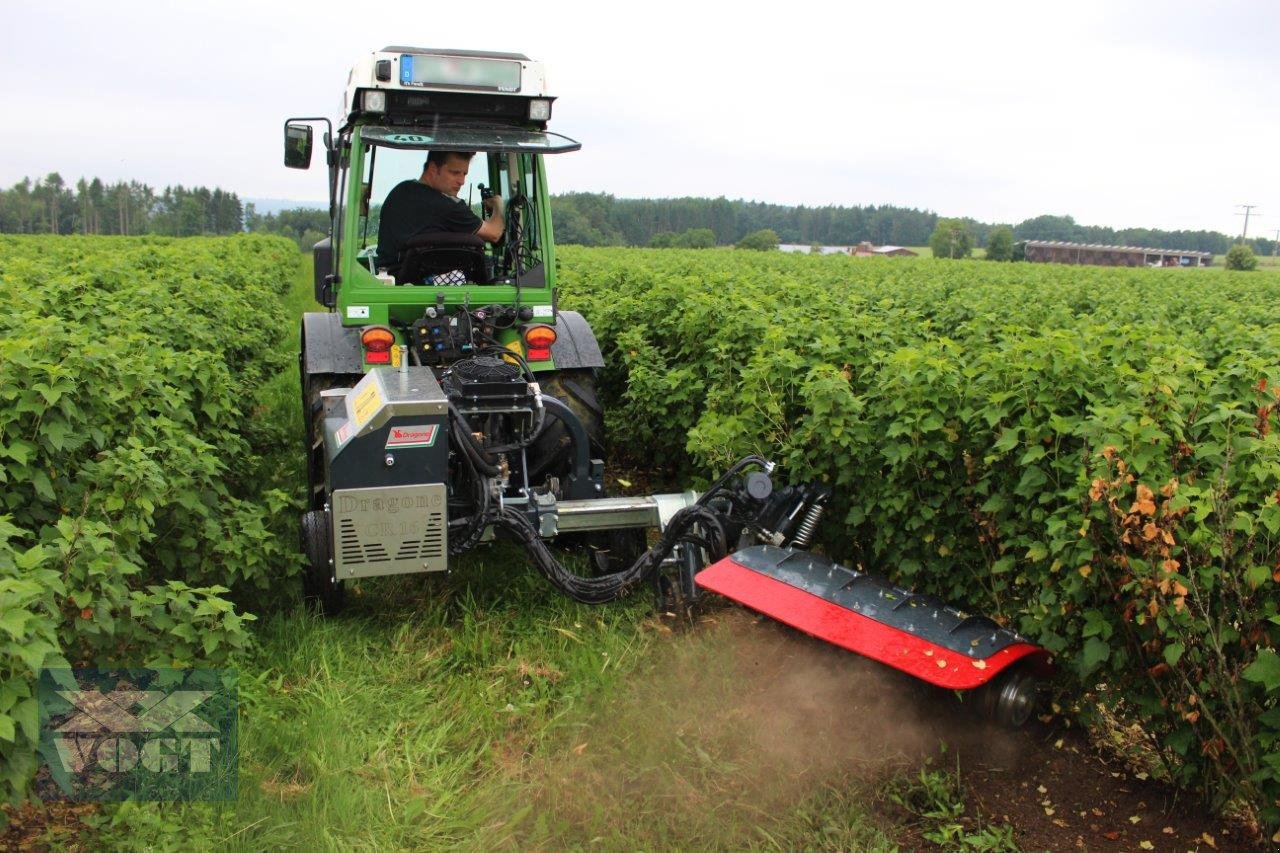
[{"left": 284, "top": 123, "right": 313, "bottom": 169}]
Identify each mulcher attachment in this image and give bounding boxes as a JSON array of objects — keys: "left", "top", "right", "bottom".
[{"left": 695, "top": 545, "right": 1051, "bottom": 693}]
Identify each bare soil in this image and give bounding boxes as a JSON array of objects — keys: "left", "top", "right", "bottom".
[
  {"left": 519, "top": 606, "right": 1265, "bottom": 850},
  {"left": 721, "top": 609, "right": 1266, "bottom": 850}
]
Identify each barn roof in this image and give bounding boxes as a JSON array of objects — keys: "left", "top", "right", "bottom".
[{"left": 1023, "top": 240, "right": 1212, "bottom": 259}]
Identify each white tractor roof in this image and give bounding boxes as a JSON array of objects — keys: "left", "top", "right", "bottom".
[{"left": 343, "top": 47, "right": 549, "bottom": 118}]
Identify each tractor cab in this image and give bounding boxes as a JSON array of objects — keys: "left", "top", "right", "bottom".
[{"left": 285, "top": 47, "right": 581, "bottom": 371}]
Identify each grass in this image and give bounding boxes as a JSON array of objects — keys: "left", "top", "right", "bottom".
[{"left": 79, "top": 255, "right": 908, "bottom": 850}]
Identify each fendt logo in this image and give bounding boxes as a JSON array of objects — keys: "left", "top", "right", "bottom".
[{"left": 38, "top": 669, "right": 237, "bottom": 801}]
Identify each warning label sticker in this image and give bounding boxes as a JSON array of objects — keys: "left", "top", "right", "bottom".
[
  {"left": 385, "top": 424, "right": 440, "bottom": 449},
  {"left": 351, "top": 381, "right": 383, "bottom": 428}
]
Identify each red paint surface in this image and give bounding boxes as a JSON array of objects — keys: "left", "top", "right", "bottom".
[{"left": 696, "top": 556, "right": 1050, "bottom": 690}]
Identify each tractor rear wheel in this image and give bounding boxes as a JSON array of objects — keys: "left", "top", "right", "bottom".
[
  {"left": 529, "top": 369, "right": 646, "bottom": 574},
  {"left": 526, "top": 369, "right": 604, "bottom": 489}
]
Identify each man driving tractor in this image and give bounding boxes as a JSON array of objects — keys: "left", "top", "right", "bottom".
[{"left": 374, "top": 150, "right": 505, "bottom": 272}]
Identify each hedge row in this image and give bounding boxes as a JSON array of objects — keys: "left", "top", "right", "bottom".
[
  {"left": 559, "top": 248, "right": 1280, "bottom": 828},
  {"left": 0, "top": 235, "right": 300, "bottom": 799}
]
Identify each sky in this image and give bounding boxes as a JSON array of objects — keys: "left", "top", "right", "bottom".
[{"left": 2, "top": 0, "right": 1276, "bottom": 236}]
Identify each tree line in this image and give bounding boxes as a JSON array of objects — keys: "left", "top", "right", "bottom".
[
  {"left": 4, "top": 172, "right": 1272, "bottom": 257},
  {"left": 0, "top": 173, "right": 244, "bottom": 236},
  {"left": 550, "top": 193, "right": 1275, "bottom": 255}
]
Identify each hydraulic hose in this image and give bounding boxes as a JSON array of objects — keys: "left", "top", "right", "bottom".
[
  {"left": 493, "top": 503, "right": 732, "bottom": 604},
  {"left": 488, "top": 457, "right": 769, "bottom": 605}
]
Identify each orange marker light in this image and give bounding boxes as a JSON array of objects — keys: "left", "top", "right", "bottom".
[
  {"left": 523, "top": 325, "right": 557, "bottom": 348},
  {"left": 361, "top": 326, "right": 395, "bottom": 352},
  {"left": 523, "top": 324, "right": 556, "bottom": 362}
]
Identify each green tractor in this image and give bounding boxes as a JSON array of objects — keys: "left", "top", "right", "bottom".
[
  {"left": 280, "top": 48, "right": 1049, "bottom": 727},
  {"left": 286, "top": 47, "right": 632, "bottom": 613}
]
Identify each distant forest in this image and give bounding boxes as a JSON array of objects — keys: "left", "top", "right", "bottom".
[
  {"left": 1, "top": 173, "right": 1272, "bottom": 256},
  {"left": 550, "top": 193, "right": 1271, "bottom": 256},
  {"left": 0, "top": 173, "right": 243, "bottom": 236}
]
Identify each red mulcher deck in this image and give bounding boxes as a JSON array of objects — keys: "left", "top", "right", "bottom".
[{"left": 695, "top": 546, "right": 1051, "bottom": 690}]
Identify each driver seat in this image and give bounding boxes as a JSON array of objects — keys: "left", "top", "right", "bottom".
[{"left": 394, "top": 232, "right": 490, "bottom": 285}]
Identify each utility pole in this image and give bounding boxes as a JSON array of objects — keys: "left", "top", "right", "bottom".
[
  {"left": 1236, "top": 204, "right": 1259, "bottom": 242},
  {"left": 1272, "top": 229, "right": 1279, "bottom": 257}
]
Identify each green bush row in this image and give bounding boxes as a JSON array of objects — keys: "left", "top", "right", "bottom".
[
  {"left": 0, "top": 235, "right": 299, "bottom": 800},
  {"left": 559, "top": 247, "right": 1280, "bottom": 828}
]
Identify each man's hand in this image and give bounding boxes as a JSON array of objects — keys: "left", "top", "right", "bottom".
[{"left": 476, "top": 195, "right": 505, "bottom": 243}]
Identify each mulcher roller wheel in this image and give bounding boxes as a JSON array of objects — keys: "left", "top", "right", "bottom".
[{"left": 972, "top": 661, "right": 1041, "bottom": 728}]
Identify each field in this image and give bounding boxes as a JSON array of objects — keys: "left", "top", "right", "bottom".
[{"left": 2, "top": 241, "right": 1278, "bottom": 848}]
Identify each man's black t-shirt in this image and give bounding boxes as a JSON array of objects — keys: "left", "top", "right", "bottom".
[{"left": 375, "top": 181, "right": 482, "bottom": 270}]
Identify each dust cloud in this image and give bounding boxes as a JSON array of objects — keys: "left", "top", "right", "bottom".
[{"left": 502, "top": 606, "right": 1032, "bottom": 846}]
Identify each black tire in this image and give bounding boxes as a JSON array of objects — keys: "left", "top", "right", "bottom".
[
  {"left": 529, "top": 370, "right": 644, "bottom": 574},
  {"left": 301, "top": 509, "right": 345, "bottom": 615},
  {"left": 527, "top": 369, "right": 604, "bottom": 488}
]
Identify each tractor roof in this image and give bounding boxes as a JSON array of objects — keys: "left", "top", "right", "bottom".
[
  {"left": 379, "top": 47, "right": 532, "bottom": 62},
  {"left": 343, "top": 48, "right": 552, "bottom": 128}
]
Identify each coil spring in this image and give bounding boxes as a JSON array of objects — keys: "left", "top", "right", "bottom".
[{"left": 791, "top": 502, "right": 826, "bottom": 548}]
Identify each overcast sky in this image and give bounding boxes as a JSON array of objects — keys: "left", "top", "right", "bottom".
[{"left": 2, "top": 0, "right": 1276, "bottom": 236}]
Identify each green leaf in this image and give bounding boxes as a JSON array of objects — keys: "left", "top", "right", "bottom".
[
  {"left": 1163, "top": 642, "right": 1185, "bottom": 666},
  {"left": 993, "top": 428, "right": 1020, "bottom": 453},
  {"left": 30, "top": 470, "right": 54, "bottom": 502},
  {"left": 0, "top": 610, "right": 31, "bottom": 639},
  {"left": 1245, "top": 565, "right": 1271, "bottom": 589},
  {"left": 1081, "top": 637, "right": 1111, "bottom": 675},
  {"left": 1243, "top": 650, "right": 1280, "bottom": 692}
]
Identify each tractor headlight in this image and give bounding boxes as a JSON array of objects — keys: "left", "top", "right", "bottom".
[
  {"left": 362, "top": 90, "right": 387, "bottom": 113},
  {"left": 528, "top": 98, "right": 551, "bottom": 121}
]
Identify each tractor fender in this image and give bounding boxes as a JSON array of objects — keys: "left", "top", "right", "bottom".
[
  {"left": 301, "top": 312, "right": 363, "bottom": 376},
  {"left": 550, "top": 310, "right": 604, "bottom": 370}
]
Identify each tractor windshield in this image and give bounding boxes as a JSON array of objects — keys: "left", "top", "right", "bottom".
[{"left": 354, "top": 127, "right": 565, "bottom": 285}]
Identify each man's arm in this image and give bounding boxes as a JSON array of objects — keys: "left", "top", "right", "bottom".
[{"left": 475, "top": 195, "right": 505, "bottom": 243}]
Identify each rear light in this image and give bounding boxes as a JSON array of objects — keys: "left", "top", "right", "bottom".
[
  {"left": 361, "top": 326, "right": 395, "bottom": 351},
  {"left": 361, "top": 325, "right": 395, "bottom": 364},
  {"left": 523, "top": 324, "right": 556, "bottom": 362}
]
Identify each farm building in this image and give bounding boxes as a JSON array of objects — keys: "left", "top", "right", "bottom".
[
  {"left": 1022, "top": 240, "right": 1212, "bottom": 268},
  {"left": 778, "top": 243, "right": 851, "bottom": 255},
  {"left": 852, "top": 241, "right": 917, "bottom": 257},
  {"left": 778, "top": 242, "right": 920, "bottom": 257}
]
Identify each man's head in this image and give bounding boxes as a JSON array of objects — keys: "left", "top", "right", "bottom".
[{"left": 421, "top": 150, "right": 474, "bottom": 197}]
